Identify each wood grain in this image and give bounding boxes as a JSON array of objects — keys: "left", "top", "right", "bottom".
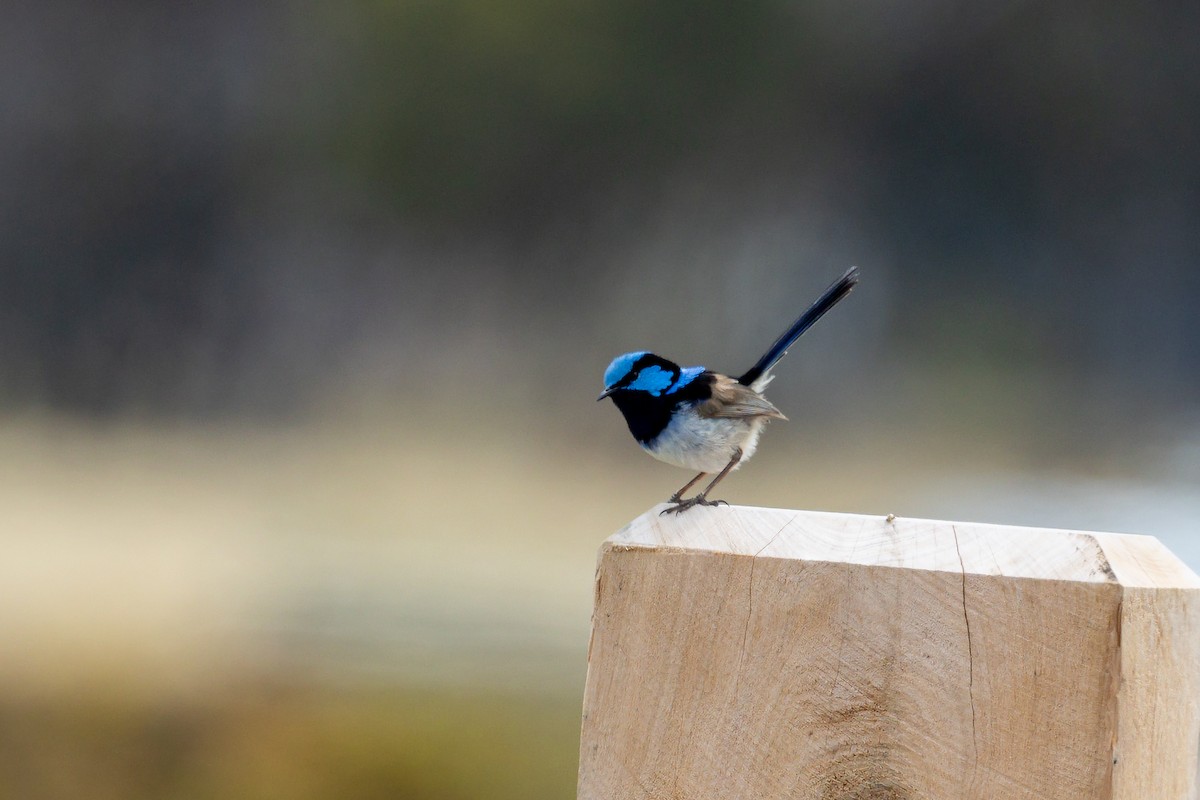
[{"left": 578, "top": 505, "right": 1200, "bottom": 800}]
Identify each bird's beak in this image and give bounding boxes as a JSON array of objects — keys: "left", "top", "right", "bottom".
[{"left": 597, "top": 387, "right": 616, "bottom": 401}]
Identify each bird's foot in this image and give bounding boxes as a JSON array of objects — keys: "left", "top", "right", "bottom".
[{"left": 660, "top": 496, "right": 729, "bottom": 515}]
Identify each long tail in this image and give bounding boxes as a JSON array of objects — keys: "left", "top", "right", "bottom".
[{"left": 737, "top": 266, "right": 860, "bottom": 388}]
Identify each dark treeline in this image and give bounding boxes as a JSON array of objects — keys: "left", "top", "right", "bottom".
[{"left": 2, "top": 1, "right": 1196, "bottom": 416}]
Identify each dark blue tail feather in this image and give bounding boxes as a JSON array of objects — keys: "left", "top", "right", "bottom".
[{"left": 737, "top": 267, "right": 859, "bottom": 387}]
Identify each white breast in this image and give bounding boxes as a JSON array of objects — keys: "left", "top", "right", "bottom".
[{"left": 643, "top": 405, "right": 769, "bottom": 474}]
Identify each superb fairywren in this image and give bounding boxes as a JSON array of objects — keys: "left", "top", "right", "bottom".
[{"left": 598, "top": 267, "right": 859, "bottom": 514}]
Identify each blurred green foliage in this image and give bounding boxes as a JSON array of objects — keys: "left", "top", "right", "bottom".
[{"left": 324, "top": 0, "right": 784, "bottom": 225}]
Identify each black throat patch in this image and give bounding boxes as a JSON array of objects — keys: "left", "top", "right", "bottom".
[{"left": 609, "top": 372, "right": 714, "bottom": 444}]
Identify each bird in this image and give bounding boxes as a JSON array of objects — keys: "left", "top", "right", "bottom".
[{"left": 598, "top": 267, "right": 859, "bottom": 514}]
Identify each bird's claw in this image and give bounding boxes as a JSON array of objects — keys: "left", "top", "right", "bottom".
[{"left": 660, "top": 496, "right": 728, "bottom": 515}]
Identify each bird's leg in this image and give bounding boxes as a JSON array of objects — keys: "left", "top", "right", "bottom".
[
  {"left": 661, "top": 472, "right": 706, "bottom": 515},
  {"left": 662, "top": 448, "right": 742, "bottom": 515},
  {"left": 667, "top": 472, "right": 707, "bottom": 504},
  {"left": 692, "top": 448, "right": 742, "bottom": 507}
]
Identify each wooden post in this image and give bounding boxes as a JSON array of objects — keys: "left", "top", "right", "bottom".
[{"left": 578, "top": 505, "right": 1200, "bottom": 799}]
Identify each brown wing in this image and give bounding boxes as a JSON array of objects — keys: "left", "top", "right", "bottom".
[{"left": 697, "top": 375, "right": 787, "bottom": 421}]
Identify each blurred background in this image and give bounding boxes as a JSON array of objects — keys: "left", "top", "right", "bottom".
[{"left": 2, "top": 1, "right": 1198, "bottom": 797}]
